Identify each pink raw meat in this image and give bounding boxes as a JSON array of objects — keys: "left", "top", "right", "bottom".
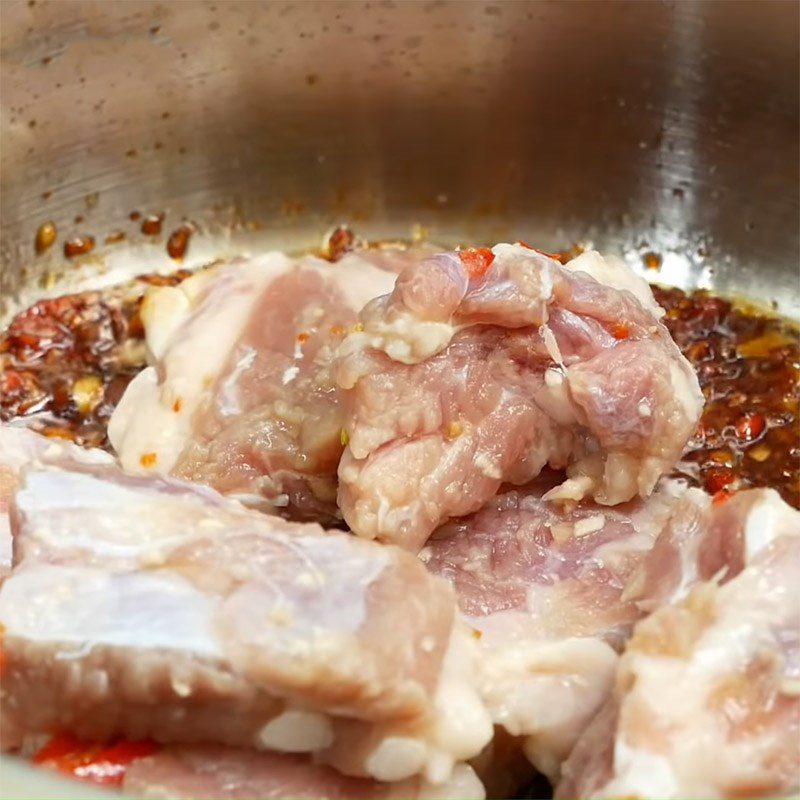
[
  {"left": 557, "top": 489, "right": 800, "bottom": 799},
  {"left": 0, "top": 441, "right": 493, "bottom": 784},
  {"left": 109, "top": 249, "right": 408, "bottom": 523},
  {"left": 335, "top": 244, "right": 702, "bottom": 550},
  {"left": 122, "top": 745, "right": 484, "bottom": 800},
  {"left": 423, "top": 476, "right": 702, "bottom": 779}
]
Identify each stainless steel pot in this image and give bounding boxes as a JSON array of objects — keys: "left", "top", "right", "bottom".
[
  {"left": 2, "top": 0, "right": 798, "bottom": 316},
  {"left": 0, "top": 0, "right": 798, "bottom": 795}
]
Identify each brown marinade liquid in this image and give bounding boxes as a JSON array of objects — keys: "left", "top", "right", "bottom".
[{"left": 652, "top": 286, "right": 799, "bottom": 508}]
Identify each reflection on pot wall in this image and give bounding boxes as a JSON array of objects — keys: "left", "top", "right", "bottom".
[{"left": 1, "top": 0, "right": 798, "bottom": 314}]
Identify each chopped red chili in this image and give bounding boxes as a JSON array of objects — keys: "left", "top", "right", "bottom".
[
  {"left": 323, "top": 225, "right": 359, "bottom": 261},
  {"left": 34, "top": 734, "right": 159, "bottom": 787},
  {"left": 712, "top": 488, "right": 736, "bottom": 505},
  {"left": 63, "top": 235, "right": 95, "bottom": 259},
  {"left": 734, "top": 412, "right": 766, "bottom": 442},
  {"left": 166, "top": 224, "right": 193, "bottom": 261},
  {"left": 458, "top": 247, "right": 496, "bottom": 279},
  {"left": 141, "top": 214, "right": 164, "bottom": 236},
  {"left": 610, "top": 322, "right": 631, "bottom": 340},
  {"left": 704, "top": 467, "right": 737, "bottom": 495}
]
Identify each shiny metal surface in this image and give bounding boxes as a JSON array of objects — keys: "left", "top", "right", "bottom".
[
  {"left": 1, "top": 0, "right": 798, "bottom": 317},
  {"left": 0, "top": 0, "right": 798, "bottom": 796}
]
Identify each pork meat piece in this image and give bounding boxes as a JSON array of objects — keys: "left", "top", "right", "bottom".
[
  {"left": 0, "top": 457, "right": 493, "bottom": 784},
  {"left": 625, "top": 486, "right": 800, "bottom": 610},
  {"left": 108, "top": 250, "right": 402, "bottom": 523},
  {"left": 423, "top": 476, "right": 704, "bottom": 780},
  {"left": 122, "top": 745, "right": 484, "bottom": 800},
  {"left": 557, "top": 489, "right": 800, "bottom": 799},
  {"left": 0, "top": 425, "right": 113, "bottom": 576},
  {"left": 335, "top": 244, "right": 703, "bottom": 549}
]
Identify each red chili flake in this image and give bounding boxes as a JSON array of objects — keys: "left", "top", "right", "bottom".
[
  {"left": 458, "top": 247, "right": 495, "bottom": 280},
  {"left": 611, "top": 322, "right": 631, "bottom": 340},
  {"left": 14, "top": 332, "right": 42, "bottom": 351},
  {"left": 141, "top": 214, "right": 164, "bottom": 236},
  {"left": 704, "top": 467, "right": 736, "bottom": 495},
  {"left": 63, "top": 235, "right": 95, "bottom": 258},
  {"left": 140, "top": 452, "right": 157, "bottom": 468},
  {"left": 2, "top": 370, "right": 24, "bottom": 393},
  {"left": 734, "top": 412, "right": 765, "bottom": 441},
  {"left": 34, "top": 734, "right": 159, "bottom": 787},
  {"left": 643, "top": 251, "right": 662, "bottom": 270},
  {"left": 324, "top": 225, "right": 358, "bottom": 261},
  {"left": 329, "top": 324, "right": 346, "bottom": 336},
  {"left": 33, "top": 734, "right": 86, "bottom": 766},
  {"left": 297, "top": 332, "right": 310, "bottom": 344},
  {"left": 712, "top": 488, "right": 736, "bottom": 506},
  {"left": 129, "top": 211, "right": 142, "bottom": 222},
  {"left": 172, "top": 398, "right": 183, "bottom": 413},
  {"left": 166, "top": 225, "right": 193, "bottom": 261}
]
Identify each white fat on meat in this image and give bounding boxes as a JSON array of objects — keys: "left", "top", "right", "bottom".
[
  {"left": 423, "top": 478, "right": 698, "bottom": 781},
  {"left": 108, "top": 250, "right": 399, "bottom": 522},
  {"left": 0, "top": 455, "right": 493, "bottom": 784},
  {"left": 557, "top": 488, "right": 800, "bottom": 799},
  {"left": 561, "top": 249, "right": 665, "bottom": 319},
  {"left": 334, "top": 243, "right": 702, "bottom": 550},
  {"left": 474, "top": 626, "right": 617, "bottom": 781},
  {"left": 0, "top": 425, "right": 113, "bottom": 576},
  {"left": 318, "top": 622, "right": 493, "bottom": 784}
]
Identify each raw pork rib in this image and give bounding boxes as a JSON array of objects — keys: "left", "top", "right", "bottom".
[
  {"left": 0, "top": 453, "right": 493, "bottom": 784},
  {"left": 335, "top": 244, "right": 703, "bottom": 549},
  {"left": 0, "top": 425, "right": 113, "bottom": 575},
  {"left": 122, "top": 745, "right": 483, "bottom": 800},
  {"left": 108, "top": 250, "right": 400, "bottom": 522},
  {"left": 557, "top": 489, "right": 800, "bottom": 799},
  {"left": 423, "top": 476, "right": 703, "bottom": 779}
]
